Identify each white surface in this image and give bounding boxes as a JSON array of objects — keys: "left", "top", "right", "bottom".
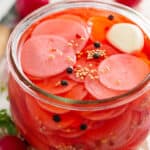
[{"left": 0, "top": 0, "right": 15, "bottom": 21}]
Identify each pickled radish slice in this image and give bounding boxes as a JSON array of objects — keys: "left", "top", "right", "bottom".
[
  {"left": 98, "top": 54, "right": 150, "bottom": 91},
  {"left": 37, "top": 100, "right": 69, "bottom": 114},
  {"left": 84, "top": 93, "right": 95, "bottom": 100},
  {"left": 122, "top": 110, "right": 150, "bottom": 147},
  {"left": 22, "top": 129, "right": 49, "bottom": 150},
  {"left": 26, "top": 95, "right": 76, "bottom": 130},
  {"left": 127, "top": 129, "right": 149, "bottom": 148},
  {"left": 9, "top": 76, "right": 38, "bottom": 130},
  {"left": 59, "top": 129, "right": 86, "bottom": 138},
  {"left": 35, "top": 73, "right": 77, "bottom": 94},
  {"left": 107, "top": 23, "right": 144, "bottom": 53},
  {"left": 84, "top": 110, "right": 132, "bottom": 147},
  {"left": 81, "top": 105, "right": 128, "bottom": 121},
  {"left": 58, "top": 14, "right": 87, "bottom": 27},
  {"left": 85, "top": 77, "right": 122, "bottom": 99},
  {"left": 21, "top": 35, "right": 76, "bottom": 78},
  {"left": 68, "top": 56, "right": 99, "bottom": 83},
  {"left": 83, "top": 43, "right": 119, "bottom": 59},
  {"left": 88, "top": 16, "right": 114, "bottom": 41},
  {"left": 46, "top": 135, "right": 68, "bottom": 149},
  {"left": 69, "top": 43, "right": 119, "bottom": 83},
  {"left": 32, "top": 18, "right": 89, "bottom": 53},
  {"left": 61, "top": 84, "right": 88, "bottom": 100},
  {"left": 58, "top": 119, "right": 89, "bottom": 138},
  {"left": 100, "top": 43, "right": 120, "bottom": 55}
]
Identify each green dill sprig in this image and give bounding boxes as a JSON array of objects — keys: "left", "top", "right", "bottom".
[{"left": 0, "top": 109, "right": 17, "bottom": 136}]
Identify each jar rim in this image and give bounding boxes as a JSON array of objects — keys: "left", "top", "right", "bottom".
[{"left": 7, "top": 0, "right": 150, "bottom": 110}]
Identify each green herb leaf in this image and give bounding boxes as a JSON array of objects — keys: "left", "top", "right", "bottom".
[{"left": 0, "top": 109, "right": 17, "bottom": 135}]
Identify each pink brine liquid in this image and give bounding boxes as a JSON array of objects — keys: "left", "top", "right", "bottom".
[{"left": 8, "top": 6, "right": 150, "bottom": 150}]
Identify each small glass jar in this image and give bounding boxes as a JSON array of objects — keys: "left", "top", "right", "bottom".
[{"left": 7, "top": 0, "right": 150, "bottom": 150}]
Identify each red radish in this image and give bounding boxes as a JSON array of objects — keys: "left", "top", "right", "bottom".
[
  {"left": 0, "top": 136, "right": 27, "bottom": 150},
  {"left": 115, "top": 0, "right": 142, "bottom": 7},
  {"left": 32, "top": 17, "right": 89, "bottom": 53},
  {"left": 21, "top": 35, "right": 76, "bottom": 78},
  {"left": 98, "top": 54, "right": 150, "bottom": 91},
  {"left": 35, "top": 72, "right": 77, "bottom": 94},
  {"left": 16, "top": 0, "right": 49, "bottom": 18},
  {"left": 85, "top": 77, "right": 122, "bottom": 99}
]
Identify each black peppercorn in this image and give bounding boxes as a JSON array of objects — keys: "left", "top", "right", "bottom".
[
  {"left": 53, "top": 114, "right": 61, "bottom": 122},
  {"left": 66, "top": 67, "right": 73, "bottom": 74},
  {"left": 93, "top": 53, "right": 100, "bottom": 59},
  {"left": 61, "top": 80, "right": 68, "bottom": 86},
  {"left": 93, "top": 41, "right": 101, "bottom": 48},
  {"left": 108, "top": 14, "right": 114, "bottom": 20},
  {"left": 80, "top": 124, "right": 87, "bottom": 130}
]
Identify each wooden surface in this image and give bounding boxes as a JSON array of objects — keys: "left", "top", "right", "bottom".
[{"left": 0, "top": 25, "right": 11, "bottom": 59}]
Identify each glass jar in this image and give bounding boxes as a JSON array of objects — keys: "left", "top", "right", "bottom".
[{"left": 7, "top": 0, "right": 150, "bottom": 150}]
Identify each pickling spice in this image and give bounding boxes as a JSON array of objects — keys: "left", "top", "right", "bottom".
[
  {"left": 93, "top": 53, "right": 100, "bottom": 59},
  {"left": 94, "top": 41, "right": 101, "bottom": 48},
  {"left": 61, "top": 80, "right": 69, "bottom": 86},
  {"left": 66, "top": 67, "right": 73, "bottom": 74},
  {"left": 80, "top": 123, "right": 87, "bottom": 130},
  {"left": 108, "top": 14, "right": 114, "bottom": 20},
  {"left": 52, "top": 114, "right": 61, "bottom": 122}
]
